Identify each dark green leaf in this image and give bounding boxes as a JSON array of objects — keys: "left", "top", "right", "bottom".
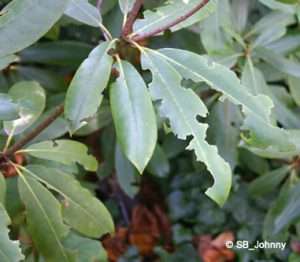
[
  {"left": 18, "top": 175, "right": 73, "bottom": 262},
  {"left": 0, "top": 0, "right": 69, "bottom": 57},
  {"left": 65, "top": 41, "right": 115, "bottom": 132},
  {"left": 110, "top": 60, "right": 157, "bottom": 173},
  {"left": 24, "top": 165, "right": 114, "bottom": 238},
  {"left": 115, "top": 144, "right": 139, "bottom": 198}
]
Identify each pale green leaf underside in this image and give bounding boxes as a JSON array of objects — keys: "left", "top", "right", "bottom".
[
  {"left": 65, "top": 0, "right": 102, "bottom": 27},
  {"left": 18, "top": 175, "right": 73, "bottom": 262},
  {"left": 4, "top": 81, "right": 46, "bottom": 135},
  {"left": 0, "top": 0, "right": 69, "bottom": 57},
  {"left": 0, "top": 205, "right": 24, "bottom": 262},
  {"left": 119, "top": 0, "right": 135, "bottom": 15},
  {"left": 65, "top": 41, "right": 115, "bottom": 132},
  {"left": 158, "top": 48, "right": 295, "bottom": 152},
  {"left": 24, "top": 165, "right": 114, "bottom": 238},
  {"left": 131, "top": 0, "right": 217, "bottom": 37},
  {"left": 23, "top": 140, "right": 98, "bottom": 172},
  {"left": 141, "top": 48, "right": 231, "bottom": 206},
  {"left": 110, "top": 60, "right": 157, "bottom": 173}
]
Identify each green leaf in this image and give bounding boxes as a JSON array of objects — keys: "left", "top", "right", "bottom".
[
  {"left": 259, "top": 0, "right": 296, "bottom": 13},
  {"left": 255, "top": 47, "right": 300, "bottom": 78},
  {"left": 23, "top": 140, "right": 98, "bottom": 172},
  {"left": 131, "top": 0, "right": 216, "bottom": 38},
  {"left": 147, "top": 145, "right": 170, "bottom": 178},
  {"left": 158, "top": 48, "right": 295, "bottom": 152},
  {"left": 110, "top": 60, "right": 157, "bottom": 173},
  {"left": 274, "top": 179, "right": 300, "bottom": 234},
  {"left": 20, "top": 41, "right": 92, "bottom": 67},
  {"left": 241, "top": 60, "right": 298, "bottom": 149},
  {"left": 0, "top": 172, "right": 6, "bottom": 204},
  {"left": 23, "top": 165, "right": 114, "bottom": 238},
  {"left": 288, "top": 76, "right": 300, "bottom": 107},
  {"left": 65, "top": 41, "right": 115, "bottom": 132},
  {"left": 243, "top": 130, "right": 300, "bottom": 159},
  {"left": 270, "top": 86, "right": 300, "bottom": 129},
  {"left": 63, "top": 232, "right": 108, "bottom": 262},
  {"left": 200, "top": 0, "right": 233, "bottom": 53},
  {"left": 207, "top": 100, "right": 242, "bottom": 169},
  {"left": 0, "top": 0, "right": 69, "bottom": 57},
  {"left": 276, "top": 0, "right": 299, "bottom": 4},
  {"left": 65, "top": 0, "right": 102, "bottom": 27},
  {"left": 0, "top": 204, "right": 24, "bottom": 262},
  {"left": 115, "top": 144, "right": 139, "bottom": 198},
  {"left": 141, "top": 48, "right": 231, "bottom": 206},
  {"left": 249, "top": 166, "right": 291, "bottom": 197},
  {"left": 18, "top": 175, "right": 73, "bottom": 262},
  {"left": 119, "top": 0, "right": 135, "bottom": 15},
  {"left": 0, "top": 94, "right": 19, "bottom": 121},
  {"left": 263, "top": 178, "right": 292, "bottom": 244},
  {"left": 4, "top": 81, "right": 46, "bottom": 135}
]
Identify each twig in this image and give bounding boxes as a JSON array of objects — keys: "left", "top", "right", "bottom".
[
  {"left": 130, "top": 0, "right": 210, "bottom": 42},
  {"left": 1, "top": 104, "right": 64, "bottom": 159},
  {"left": 122, "top": 0, "right": 144, "bottom": 37}
]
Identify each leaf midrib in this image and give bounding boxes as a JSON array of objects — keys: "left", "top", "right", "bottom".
[
  {"left": 154, "top": 49, "right": 270, "bottom": 124},
  {"left": 24, "top": 167, "right": 104, "bottom": 233},
  {"left": 19, "top": 175, "right": 69, "bottom": 261},
  {"left": 143, "top": 49, "right": 207, "bottom": 162}
]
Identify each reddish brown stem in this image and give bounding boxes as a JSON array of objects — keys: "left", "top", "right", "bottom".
[
  {"left": 131, "top": 0, "right": 210, "bottom": 42},
  {"left": 122, "top": 0, "right": 144, "bottom": 37},
  {"left": 1, "top": 104, "right": 64, "bottom": 159}
]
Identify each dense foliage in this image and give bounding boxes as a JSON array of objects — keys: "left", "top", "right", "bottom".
[{"left": 1, "top": 0, "right": 300, "bottom": 261}]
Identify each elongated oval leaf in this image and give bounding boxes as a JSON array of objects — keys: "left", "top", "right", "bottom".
[
  {"left": 65, "top": 0, "right": 102, "bottom": 27},
  {"left": 110, "top": 60, "right": 157, "bottom": 173},
  {"left": 0, "top": 94, "right": 19, "bottom": 121},
  {"left": 249, "top": 166, "right": 290, "bottom": 196},
  {"left": 0, "top": 205, "right": 24, "bottom": 262},
  {"left": 23, "top": 140, "right": 98, "bottom": 172},
  {"left": 141, "top": 48, "right": 231, "bottom": 206},
  {"left": 63, "top": 233, "right": 108, "bottom": 262},
  {"left": 0, "top": 0, "right": 69, "bottom": 57},
  {"left": 274, "top": 180, "right": 300, "bottom": 234},
  {"left": 4, "top": 81, "right": 46, "bottom": 135},
  {"left": 24, "top": 165, "right": 114, "bottom": 238},
  {"left": 115, "top": 144, "right": 139, "bottom": 198},
  {"left": 18, "top": 175, "right": 73, "bottom": 262},
  {"left": 131, "top": 0, "right": 216, "bottom": 38},
  {"left": 65, "top": 41, "right": 115, "bottom": 132}
]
